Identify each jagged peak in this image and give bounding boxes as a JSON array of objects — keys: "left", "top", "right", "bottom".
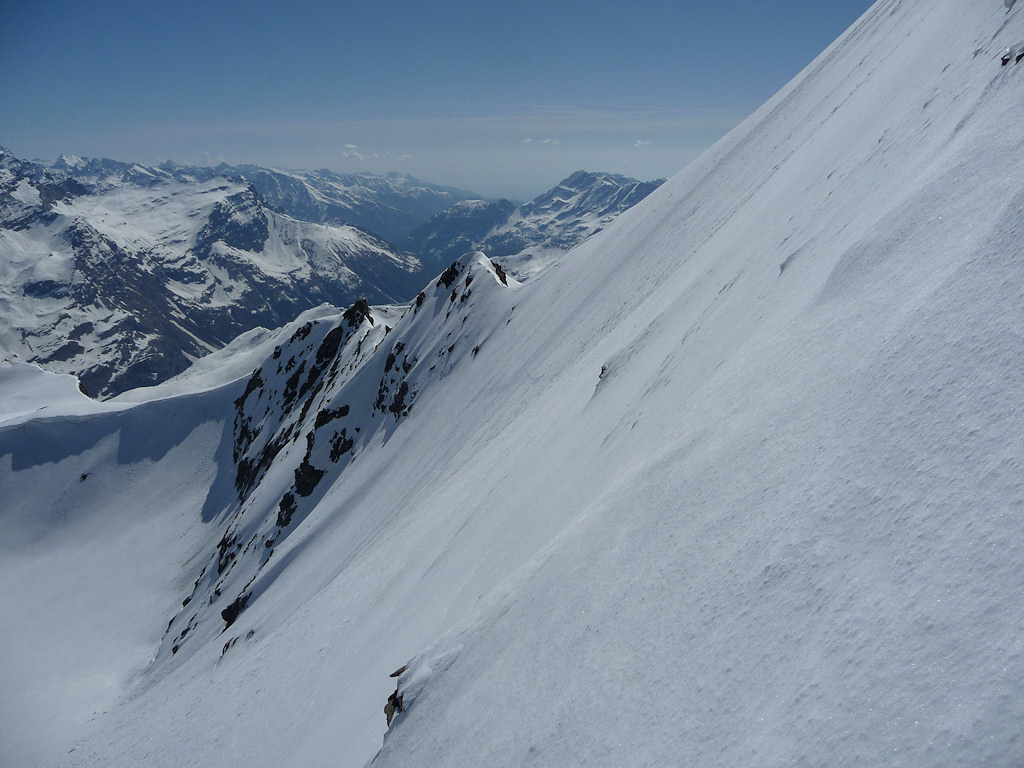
[
  {"left": 418, "top": 252, "right": 516, "bottom": 310},
  {"left": 158, "top": 244, "right": 524, "bottom": 662},
  {"left": 0, "top": 146, "right": 20, "bottom": 172},
  {"left": 556, "top": 169, "right": 654, "bottom": 192},
  {"left": 55, "top": 153, "right": 85, "bottom": 167}
]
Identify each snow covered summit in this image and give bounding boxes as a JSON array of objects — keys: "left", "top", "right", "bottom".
[
  {"left": 3, "top": 1, "right": 1024, "bottom": 767},
  {"left": 404, "top": 170, "right": 664, "bottom": 279}
]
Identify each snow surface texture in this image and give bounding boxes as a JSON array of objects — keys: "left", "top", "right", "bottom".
[{"left": 3, "top": 0, "right": 1024, "bottom": 766}]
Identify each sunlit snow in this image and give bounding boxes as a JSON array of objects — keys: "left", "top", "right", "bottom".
[{"left": 2, "top": 1, "right": 1024, "bottom": 767}]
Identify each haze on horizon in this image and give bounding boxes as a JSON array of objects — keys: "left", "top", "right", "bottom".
[{"left": 1, "top": 0, "right": 873, "bottom": 200}]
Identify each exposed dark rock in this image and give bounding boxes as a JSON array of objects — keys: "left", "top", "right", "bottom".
[
  {"left": 491, "top": 260, "right": 508, "bottom": 285},
  {"left": 220, "top": 593, "right": 250, "bottom": 629},
  {"left": 389, "top": 381, "right": 411, "bottom": 416},
  {"left": 234, "top": 457, "right": 256, "bottom": 497},
  {"left": 282, "top": 361, "right": 306, "bottom": 406},
  {"left": 291, "top": 323, "right": 314, "bottom": 343},
  {"left": 44, "top": 341, "right": 86, "bottom": 363},
  {"left": 36, "top": 177, "right": 91, "bottom": 209},
  {"left": 216, "top": 533, "right": 239, "bottom": 575},
  {"left": 22, "top": 279, "right": 67, "bottom": 299},
  {"left": 67, "top": 322, "right": 94, "bottom": 340},
  {"left": 315, "top": 326, "right": 347, "bottom": 368},
  {"left": 385, "top": 342, "right": 405, "bottom": 374},
  {"left": 294, "top": 458, "right": 325, "bottom": 497},
  {"left": 330, "top": 430, "right": 354, "bottom": 462},
  {"left": 385, "top": 689, "right": 405, "bottom": 727},
  {"left": 314, "top": 405, "right": 350, "bottom": 429},
  {"left": 235, "top": 369, "right": 265, "bottom": 410},
  {"left": 437, "top": 262, "right": 461, "bottom": 289},
  {"left": 193, "top": 189, "right": 270, "bottom": 254},
  {"left": 276, "top": 492, "right": 297, "bottom": 527},
  {"left": 343, "top": 299, "right": 372, "bottom": 327}
]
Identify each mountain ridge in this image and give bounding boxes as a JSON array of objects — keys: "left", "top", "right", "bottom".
[
  {"left": 0, "top": 153, "right": 657, "bottom": 395},
  {"left": 0, "top": 155, "right": 433, "bottom": 396},
  {"left": 404, "top": 170, "right": 664, "bottom": 279}
]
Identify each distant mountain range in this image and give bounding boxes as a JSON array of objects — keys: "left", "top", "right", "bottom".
[
  {"left": 0, "top": 149, "right": 435, "bottom": 396},
  {"left": 404, "top": 170, "right": 664, "bottom": 278},
  {"left": 0, "top": 149, "right": 661, "bottom": 396},
  {"left": 162, "top": 162, "right": 482, "bottom": 243}
]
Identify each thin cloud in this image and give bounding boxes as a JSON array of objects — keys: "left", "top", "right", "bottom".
[
  {"left": 634, "top": 140, "right": 652, "bottom": 147},
  {"left": 541, "top": 138, "right": 562, "bottom": 145}
]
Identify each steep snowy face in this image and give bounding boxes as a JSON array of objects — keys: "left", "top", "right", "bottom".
[
  {"left": 157, "top": 252, "right": 518, "bottom": 669},
  {"left": 6, "top": 2, "right": 1024, "bottom": 768},
  {"left": 370, "top": 2, "right": 1024, "bottom": 765},
  {"left": 0, "top": 159, "right": 423, "bottom": 396}
]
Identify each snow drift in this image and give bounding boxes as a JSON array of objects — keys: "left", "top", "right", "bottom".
[{"left": 3, "top": 0, "right": 1024, "bottom": 766}]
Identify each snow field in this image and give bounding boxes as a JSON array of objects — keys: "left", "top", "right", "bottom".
[{"left": 3, "top": 1, "right": 1024, "bottom": 766}]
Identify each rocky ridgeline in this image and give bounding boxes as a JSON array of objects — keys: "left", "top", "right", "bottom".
[{"left": 159, "top": 253, "right": 518, "bottom": 663}]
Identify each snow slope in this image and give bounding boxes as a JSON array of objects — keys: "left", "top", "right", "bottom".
[{"left": 3, "top": 0, "right": 1024, "bottom": 766}]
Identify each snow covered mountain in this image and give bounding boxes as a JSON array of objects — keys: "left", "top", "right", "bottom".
[
  {"left": 404, "top": 171, "right": 663, "bottom": 279},
  {"left": 206, "top": 165, "right": 481, "bottom": 243},
  {"left": 402, "top": 198, "right": 518, "bottom": 273},
  {"left": 27, "top": 155, "right": 480, "bottom": 243},
  {"left": 0, "top": 152, "right": 430, "bottom": 396},
  {"left": 4, "top": 2, "right": 1024, "bottom": 767}
]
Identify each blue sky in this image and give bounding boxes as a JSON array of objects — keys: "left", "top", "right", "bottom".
[{"left": 1, "top": 1, "right": 873, "bottom": 199}]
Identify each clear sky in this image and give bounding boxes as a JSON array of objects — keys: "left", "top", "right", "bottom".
[{"left": 0, "top": 0, "right": 874, "bottom": 200}]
